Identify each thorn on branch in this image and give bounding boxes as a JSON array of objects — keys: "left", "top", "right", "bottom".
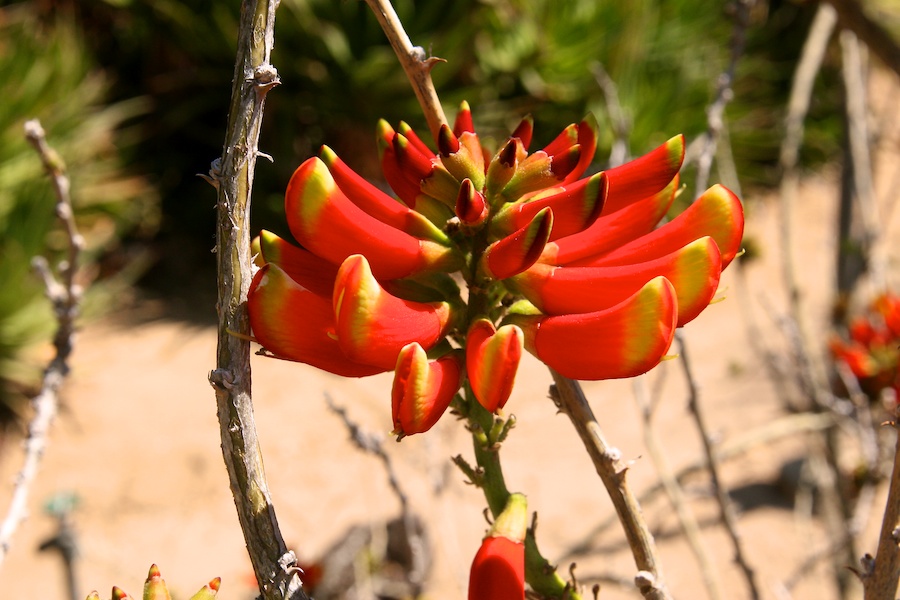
[{"left": 208, "top": 368, "right": 236, "bottom": 390}]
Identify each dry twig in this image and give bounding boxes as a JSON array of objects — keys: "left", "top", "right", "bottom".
[
  {"left": 0, "top": 120, "right": 84, "bottom": 567},
  {"left": 633, "top": 376, "right": 723, "bottom": 600},
  {"left": 691, "top": 0, "right": 754, "bottom": 199}
]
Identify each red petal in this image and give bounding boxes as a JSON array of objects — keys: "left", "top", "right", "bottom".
[
  {"left": 510, "top": 237, "right": 722, "bottom": 326},
  {"left": 319, "top": 146, "right": 449, "bottom": 244},
  {"left": 333, "top": 255, "right": 454, "bottom": 369},
  {"left": 285, "top": 157, "right": 457, "bottom": 280},
  {"left": 602, "top": 135, "right": 685, "bottom": 214},
  {"left": 511, "top": 277, "right": 677, "bottom": 380},
  {"left": 541, "top": 176, "right": 677, "bottom": 266},
  {"left": 247, "top": 264, "right": 384, "bottom": 377},
  {"left": 511, "top": 115, "right": 534, "bottom": 150},
  {"left": 482, "top": 208, "right": 553, "bottom": 280},
  {"left": 585, "top": 184, "right": 744, "bottom": 269},
  {"left": 492, "top": 172, "right": 607, "bottom": 241},
  {"left": 468, "top": 536, "right": 525, "bottom": 600},
  {"left": 257, "top": 230, "right": 337, "bottom": 297},
  {"left": 454, "top": 100, "right": 475, "bottom": 136}
]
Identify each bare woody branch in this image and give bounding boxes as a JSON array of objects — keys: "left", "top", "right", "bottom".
[
  {"left": 0, "top": 120, "right": 85, "bottom": 566},
  {"left": 633, "top": 376, "right": 723, "bottom": 600},
  {"left": 207, "top": 1, "right": 309, "bottom": 598},
  {"left": 676, "top": 334, "right": 761, "bottom": 599},
  {"left": 550, "top": 371, "right": 673, "bottom": 600}
]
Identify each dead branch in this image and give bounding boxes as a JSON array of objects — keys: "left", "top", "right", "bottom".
[
  {"left": 677, "top": 334, "right": 762, "bottom": 599},
  {"left": 0, "top": 120, "right": 84, "bottom": 567},
  {"left": 633, "top": 376, "right": 723, "bottom": 600},
  {"left": 691, "top": 0, "right": 754, "bottom": 198}
]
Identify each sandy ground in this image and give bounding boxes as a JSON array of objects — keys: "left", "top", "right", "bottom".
[{"left": 2, "top": 79, "right": 899, "bottom": 600}]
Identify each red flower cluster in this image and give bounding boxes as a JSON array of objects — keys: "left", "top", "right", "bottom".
[
  {"left": 830, "top": 292, "right": 900, "bottom": 405},
  {"left": 247, "top": 103, "right": 744, "bottom": 436}
]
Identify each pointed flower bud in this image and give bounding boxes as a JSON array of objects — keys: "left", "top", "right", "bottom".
[
  {"left": 485, "top": 138, "right": 522, "bottom": 200},
  {"left": 468, "top": 493, "right": 527, "bottom": 600},
  {"left": 392, "top": 343, "right": 463, "bottom": 438},
  {"left": 188, "top": 578, "right": 222, "bottom": 600},
  {"left": 454, "top": 100, "right": 475, "bottom": 136},
  {"left": 510, "top": 115, "right": 534, "bottom": 150},
  {"left": 112, "top": 587, "right": 133, "bottom": 600},
  {"left": 481, "top": 208, "right": 553, "bottom": 280},
  {"left": 508, "top": 277, "right": 677, "bottom": 380},
  {"left": 456, "top": 179, "right": 488, "bottom": 227},
  {"left": 439, "top": 124, "right": 486, "bottom": 190},
  {"left": 466, "top": 320, "right": 524, "bottom": 412},
  {"left": 492, "top": 171, "right": 607, "bottom": 241},
  {"left": 549, "top": 144, "right": 582, "bottom": 182},
  {"left": 398, "top": 120, "right": 434, "bottom": 157},
  {"left": 143, "top": 564, "right": 172, "bottom": 600},
  {"left": 333, "top": 255, "right": 455, "bottom": 369}
]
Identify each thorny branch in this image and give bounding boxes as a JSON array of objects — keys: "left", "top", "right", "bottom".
[
  {"left": 363, "top": 0, "right": 448, "bottom": 139},
  {"left": 208, "top": 1, "right": 310, "bottom": 599},
  {"left": 0, "top": 120, "right": 85, "bottom": 566}
]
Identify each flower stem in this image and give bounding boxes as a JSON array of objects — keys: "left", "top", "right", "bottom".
[{"left": 465, "top": 386, "right": 581, "bottom": 599}]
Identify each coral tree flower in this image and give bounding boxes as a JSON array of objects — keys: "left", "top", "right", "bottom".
[
  {"left": 248, "top": 102, "right": 744, "bottom": 435},
  {"left": 468, "top": 493, "right": 528, "bottom": 600},
  {"left": 830, "top": 292, "right": 900, "bottom": 404}
]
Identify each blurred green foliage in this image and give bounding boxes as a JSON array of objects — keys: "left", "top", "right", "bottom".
[
  {"left": 0, "top": 3, "right": 158, "bottom": 424},
  {"left": 54, "top": 0, "right": 842, "bottom": 248}
]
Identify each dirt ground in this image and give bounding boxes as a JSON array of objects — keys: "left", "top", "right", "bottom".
[{"left": 1, "top": 77, "right": 899, "bottom": 600}]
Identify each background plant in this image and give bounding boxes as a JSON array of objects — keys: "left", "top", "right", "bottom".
[{"left": 0, "top": 3, "right": 158, "bottom": 434}]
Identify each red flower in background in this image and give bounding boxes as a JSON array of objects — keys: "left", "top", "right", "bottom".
[
  {"left": 830, "top": 292, "right": 900, "bottom": 405},
  {"left": 248, "top": 102, "right": 744, "bottom": 436}
]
